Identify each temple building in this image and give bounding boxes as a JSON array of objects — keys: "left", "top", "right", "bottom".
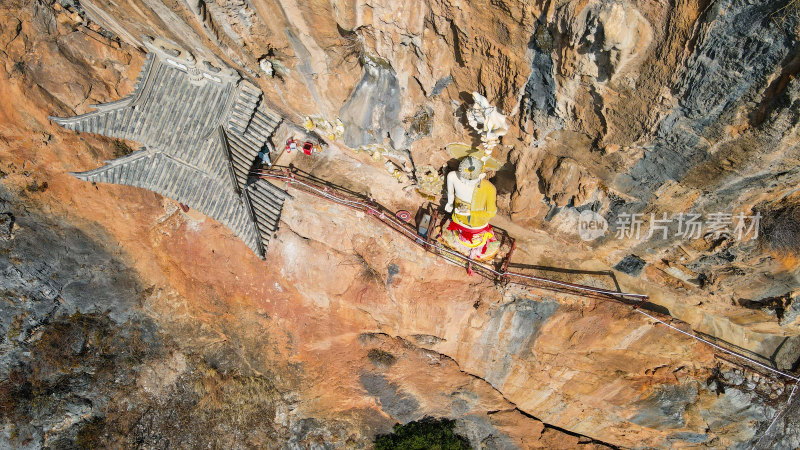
[{"left": 50, "top": 39, "right": 286, "bottom": 258}]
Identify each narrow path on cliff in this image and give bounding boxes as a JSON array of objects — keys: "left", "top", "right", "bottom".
[{"left": 254, "top": 166, "right": 800, "bottom": 387}]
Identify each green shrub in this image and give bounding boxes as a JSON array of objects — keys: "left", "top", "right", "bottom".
[
  {"left": 367, "top": 348, "right": 397, "bottom": 368},
  {"left": 374, "top": 417, "right": 470, "bottom": 450},
  {"left": 112, "top": 140, "right": 134, "bottom": 158},
  {"left": 76, "top": 417, "right": 105, "bottom": 449},
  {"left": 759, "top": 204, "right": 800, "bottom": 253}
]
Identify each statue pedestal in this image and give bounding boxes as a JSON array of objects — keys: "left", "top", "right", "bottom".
[{"left": 439, "top": 219, "right": 500, "bottom": 262}]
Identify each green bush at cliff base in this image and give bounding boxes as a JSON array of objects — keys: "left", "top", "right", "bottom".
[{"left": 374, "top": 417, "right": 470, "bottom": 450}]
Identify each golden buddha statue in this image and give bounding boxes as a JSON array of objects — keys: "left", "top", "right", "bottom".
[{"left": 440, "top": 157, "right": 500, "bottom": 261}]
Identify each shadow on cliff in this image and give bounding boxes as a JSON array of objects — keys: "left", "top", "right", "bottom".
[{"left": 506, "top": 262, "right": 671, "bottom": 315}]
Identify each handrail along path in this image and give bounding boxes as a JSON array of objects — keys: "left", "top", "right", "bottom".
[{"left": 253, "top": 166, "right": 800, "bottom": 384}]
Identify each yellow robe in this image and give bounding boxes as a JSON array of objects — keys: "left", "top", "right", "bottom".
[{"left": 452, "top": 180, "right": 497, "bottom": 228}]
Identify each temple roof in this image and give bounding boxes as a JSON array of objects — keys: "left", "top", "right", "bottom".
[{"left": 50, "top": 39, "right": 285, "bottom": 258}]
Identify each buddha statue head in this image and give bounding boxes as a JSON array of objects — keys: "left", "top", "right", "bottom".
[{"left": 457, "top": 156, "right": 483, "bottom": 183}]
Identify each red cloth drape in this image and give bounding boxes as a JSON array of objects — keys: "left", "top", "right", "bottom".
[
  {"left": 446, "top": 220, "right": 490, "bottom": 241},
  {"left": 446, "top": 221, "right": 496, "bottom": 254}
]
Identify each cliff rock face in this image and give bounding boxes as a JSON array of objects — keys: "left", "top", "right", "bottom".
[{"left": 2, "top": 0, "right": 800, "bottom": 448}]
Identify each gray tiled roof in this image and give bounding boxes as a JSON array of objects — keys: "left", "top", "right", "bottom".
[{"left": 50, "top": 39, "right": 285, "bottom": 258}]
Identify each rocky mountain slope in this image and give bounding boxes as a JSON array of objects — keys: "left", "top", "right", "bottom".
[{"left": 1, "top": 0, "right": 800, "bottom": 447}]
